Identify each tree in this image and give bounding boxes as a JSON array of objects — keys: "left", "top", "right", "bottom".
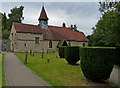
[
  {"left": 70, "top": 24, "right": 74, "bottom": 31},
  {"left": 99, "top": 2, "right": 118, "bottom": 15},
  {"left": 73, "top": 25, "right": 78, "bottom": 31},
  {"left": 89, "top": 1, "right": 120, "bottom": 46},
  {"left": 8, "top": 6, "right": 24, "bottom": 23},
  {"left": 70, "top": 24, "right": 79, "bottom": 32},
  {"left": 0, "top": 12, "right": 7, "bottom": 30},
  {"left": 62, "top": 22, "right": 66, "bottom": 27},
  {"left": 0, "top": 12, "right": 2, "bottom": 39},
  {"left": 2, "top": 29, "right": 10, "bottom": 39},
  {"left": 2, "top": 13, "right": 7, "bottom": 30},
  {"left": 7, "top": 5, "right": 24, "bottom": 31},
  {"left": 1, "top": 5, "right": 24, "bottom": 39}
]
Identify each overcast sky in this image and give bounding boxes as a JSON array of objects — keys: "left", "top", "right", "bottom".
[{"left": 1, "top": 2, "right": 101, "bottom": 36}]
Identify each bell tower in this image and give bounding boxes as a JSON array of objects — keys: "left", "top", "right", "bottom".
[{"left": 38, "top": 6, "right": 49, "bottom": 29}]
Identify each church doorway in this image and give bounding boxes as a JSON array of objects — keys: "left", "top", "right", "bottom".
[{"left": 62, "top": 41, "right": 68, "bottom": 46}]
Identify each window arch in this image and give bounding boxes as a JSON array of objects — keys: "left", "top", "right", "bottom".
[
  {"left": 49, "top": 40, "right": 52, "bottom": 48},
  {"left": 83, "top": 43, "right": 85, "bottom": 47},
  {"left": 12, "top": 33, "right": 13, "bottom": 39}
]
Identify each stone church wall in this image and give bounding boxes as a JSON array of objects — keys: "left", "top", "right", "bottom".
[
  {"left": 67, "top": 41, "right": 88, "bottom": 47},
  {"left": 14, "top": 33, "right": 43, "bottom": 52},
  {"left": 9, "top": 24, "right": 88, "bottom": 52}
]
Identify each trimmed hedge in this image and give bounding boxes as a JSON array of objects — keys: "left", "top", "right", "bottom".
[
  {"left": 58, "top": 46, "right": 65, "bottom": 58},
  {"left": 64, "top": 46, "right": 80, "bottom": 65},
  {"left": 115, "top": 47, "right": 120, "bottom": 66},
  {"left": 79, "top": 47, "right": 115, "bottom": 82}
]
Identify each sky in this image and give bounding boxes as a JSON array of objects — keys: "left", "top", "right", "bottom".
[{"left": 0, "top": 2, "right": 101, "bottom": 36}]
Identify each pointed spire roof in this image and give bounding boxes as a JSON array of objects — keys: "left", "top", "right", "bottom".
[{"left": 38, "top": 6, "right": 49, "bottom": 20}]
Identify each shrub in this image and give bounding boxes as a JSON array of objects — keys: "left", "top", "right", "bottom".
[
  {"left": 80, "top": 47, "right": 115, "bottom": 82},
  {"left": 115, "top": 47, "right": 120, "bottom": 66},
  {"left": 59, "top": 46, "right": 65, "bottom": 58},
  {"left": 65, "top": 46, "right": 80, "bottom": 65}
]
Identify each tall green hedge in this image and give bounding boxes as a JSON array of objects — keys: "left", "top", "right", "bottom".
[
  {"left": 79, "top": 47, "right": 115, "bottom": 82},
  {"left": 115, "top": 47, "right": 120, "bottom": 66},
  {"left": 65, "top": 46, "right": 80, "bottom": 65},
  {"left": 58, "top": 46, "right": 65, "bottom": 58}
]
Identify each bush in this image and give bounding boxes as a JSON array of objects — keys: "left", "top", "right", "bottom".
[
  {"left": 65, "top": 46, "right": 80, "bottom": 65},
  {"left": 80, "top": 47, "right": 115, "bottom": 82},
  {"left": 115, "top": 47, "right": 120, "bottom": 66},
  {"left": 59, "top": 46, "right": 65, "bottom": 58}
]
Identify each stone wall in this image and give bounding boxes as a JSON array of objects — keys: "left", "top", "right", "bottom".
[
  {"left": 67, "top": 41, "right": 88, "bottom": 47},
  {"left": 9, "top": 24, "right": 88, "bottom": 52},
  {"left": 13, "top": 39, "right": 88, "bottom": 52},
  {"left": 9, "top": 24, "right": 17, "bottom": 52},
  {"left": 14, "top": 33, "right": 43, "bottom": 52},
  {"left": 46, "top": 40, "right": 59, "bottom": 52}
]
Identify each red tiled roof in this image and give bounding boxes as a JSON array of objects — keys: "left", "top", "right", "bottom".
[
  {"left": 73, "top": 31, "right": 88, "bottom": 41},
  {"left": 14, "top": 23, "right": 42, "bottom": 34},
  {"left": 48, "top": 26, "right": 75, "bottom": 40},
  {"left": 13, "top": 23, "right": 88, "bottom": 41}
]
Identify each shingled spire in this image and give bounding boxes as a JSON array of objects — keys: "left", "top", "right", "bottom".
[
  {"left": 38, "top": 6, "right": 49, "bottom": 29},
  {"left": 38, "top": 6, "right": 49, "bottom": 20}
]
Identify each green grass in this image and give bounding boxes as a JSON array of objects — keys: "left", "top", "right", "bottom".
[
  {"left": 114, "top": 65, "right": 120, "bottom": 70},
  {"left": 0, "top": 53, "right": 1, "bottom": 87},
  {"left": 2, "top": 53, "right": 6, "bottom": 86},
  {"left": 15, "top": 52, "right": 117, "bottom": 87},
  {"left": 0, "top": 53, "right": 6, "bottom": 87},
  {"left": 15, "top": 52, "right": 84, "bottom": 86}
]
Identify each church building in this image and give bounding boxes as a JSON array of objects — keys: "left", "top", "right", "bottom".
[{"left": 9, "top": 6, "right": 88, "bottom": 52}]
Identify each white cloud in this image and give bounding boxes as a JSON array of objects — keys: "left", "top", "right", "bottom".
[{"left": 1, "top": 0, "right": 100, "bottom": 2}]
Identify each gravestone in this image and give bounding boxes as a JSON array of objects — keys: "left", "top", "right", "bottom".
[{"left": 25, "top": 51, "right": 28, "bottom": 64}]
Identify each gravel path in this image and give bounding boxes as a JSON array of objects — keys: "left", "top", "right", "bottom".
[{"left": 4, "top": 52, "right": 51, "bottom": 87}]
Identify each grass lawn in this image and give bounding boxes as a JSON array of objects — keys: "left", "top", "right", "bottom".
[
  {"left": 2, "top": 53, "right": 6, "bottom": 86},
  {"left": 0, "top": 53, "right": 6, "bottom": 87},
  {"left": 114, "top": 65, "right": 120, "bottom": 70},
  {"left": 15, "top": 52, "right": 117, "bottom": 87}
]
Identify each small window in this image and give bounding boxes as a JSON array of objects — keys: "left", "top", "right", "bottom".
[
  {"left": 24, "top": 43, "right": 26, "bottom": 46},
  {"left": 49, "top": 40, "right": 52, "bottom": 48},
  {"left": 35, "top": 37, "right": 39, "bottom": 44},
  {"left": 83, "top": 43, "right": 85, "bottom": 47},
  {"left": 12, "top": 33, "right": 13, "bottom": 39}
]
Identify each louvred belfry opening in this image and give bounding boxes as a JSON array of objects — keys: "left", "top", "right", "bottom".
[{"left": 38, "top": 6, "right": 49, "bottom": 29}]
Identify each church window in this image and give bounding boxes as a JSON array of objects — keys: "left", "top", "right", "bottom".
[
  {"left": 49, "top": 40, "right": 52, "bottom": 48},
  {"left": 83, "top": 43, "right": 85, "bottom": 47},
  {"left": 35, "top": 37, "right": 39, "bottom": 44},
  {"left": 24, "top": 43, "right": 26, "bottom": 46},
  {"left": 12, "top": 33, "right": 13, "bottom": 39}
]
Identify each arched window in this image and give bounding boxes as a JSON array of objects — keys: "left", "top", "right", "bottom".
[
  {"left": 12, "top": 33, "right": 13, "bottom": 39},
  {"left": 49, "top": 40, "right": 52, "bottom": 48},
  {"left": 83, "top": 43, "right": 85, "bottom": 47}
]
